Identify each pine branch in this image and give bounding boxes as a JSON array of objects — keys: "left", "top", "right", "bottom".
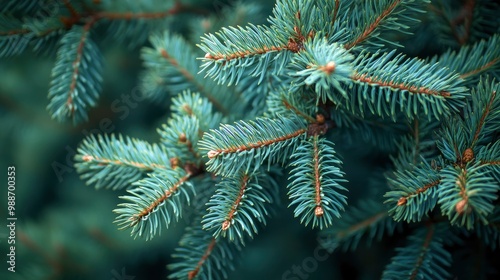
[
  {"left": 199, "top": 116, "right": 308, "bottom": 176},
  {"left": 23, "top": 17, "right": 64, "bottom": 55},
  {"left": 0, "top": 15, "right": 33, "bottom": 56},
  {"left": 435, "top": 79, "right": 499, "bottom": 166},
  {"left": 266, "top": 87, "right": 316, "bottom": 123},
  {"left": 114, "top": 168, "right": 194, "bottom": 240},
  {"left": 477, "top": 141, "right": 500, "bottom": 166},
  {"left": 47, "top": 24, "right": 103, "bottom": 124},
  {"left": 344, "top": 0, "right": 429, "bottom": 51},
  {"left": 330, "top": 0, "right": 340, "bottom": 25},
  {"left": 53, "top": 0, "right": 500, "bottom": 277},
  {"left": 436, "top": 118, "right": 469, "bottom": 163},
  {"left": 158, "top": 115, "right": 202, "bottom": 165},
  {"left": 268, "top": 0, "right": 317, "bottom": 45},
  {"left": 320, "top": 199, "right": 399, "bottom": 251},
  {"left": 269, "top": 0, "right": 351, "bottom": 48},
  {"left": 471, "top": 91, "right": 496, "bottom": 147},
  {"left": 428, "top": 0, "right": 499, "bottom": 48},
  {"left": 389, "top": 118, "right": 440, "bottom": 169},
  {"left": 199, "top": 24, "right": 294, "bottom": 85},
  {"left": 75, "top": 134, "right": 171, "bottom": 190},
  {"left": 169, "top": 219, "right": 242, "bottom": 280},
  {"left": 289, "top": 37, "right": 354, "bottom": 102},
  {"left": 234, "top": 68, "right": 275, "bottom": 118},
  {"left": 202, "top": 171, "right": 279, "bottom": 242},
  {"left": 382, "top": 224, "right": 452, "bottom": 280},
  {"left": 477, "top": 140, "right": 500, "bottom": 182},
  {"left": 170, "top": 90, "right": 223, "bottom": 132},
  {"left": 349, "top": 50, "right": 467, "bottom": 120},
  {"left": 431, "top": 34, "right": 500, "bottom": 86},
  {"left": 329, "top": 107, "right": 409, "bottom": 151},
  {"left": 438, "top": 163, "right": 499, "bottom": 229},
  {"left": 141, "top": 31, "right": 242, "bottom": 115},
  {"left": 323, "top": 0, "right": 355, "bottom": 45},
  {"left": 0, "top": 14, "right": 65, "bottom": 57},
  {"left": 465, "top": 78, "right": 500, "bottom": 147},
  {"left": 287, "top": 136, "right": 347, "bottom": 229},
  {"left": 385, "top": 160, "right": 441, "bottom": 223}
]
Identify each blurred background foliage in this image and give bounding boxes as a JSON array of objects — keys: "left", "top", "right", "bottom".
[{"left": 1, "top": 0, "right": 499, "bottom": 279}]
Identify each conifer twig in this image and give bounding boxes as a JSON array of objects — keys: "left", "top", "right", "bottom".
[
  {"left": 344, "top": 0, "right": 401, "bottom": 49},
  {"left": 187, "top": 238, "right": 216, "bottom": 280}
]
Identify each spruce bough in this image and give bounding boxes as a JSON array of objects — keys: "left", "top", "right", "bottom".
[{"left": 54, "top": 0, "right": 500, "bottom": 278}]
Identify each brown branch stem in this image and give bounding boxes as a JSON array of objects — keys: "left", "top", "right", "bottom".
[
  {"left": 281, "top": 97, "right": 316, "bottom": 123},
  {"left": 472, "top": 90, "right": 496, "bottom": 147},
  {"left": 222, "top": 174, "right": 249, "bottom": 230},
  {"left": 459, "top": 58, "right": 500, "bottom": 80},
  {"left": 336, "top": 212, "right": 387, "bottom": 239},
  {"left": 188, "top": 238, "right": 217, "bottom": 280},
  {"left": 131, "top": 174, "right": 191, "bottom": 225},
  {"left": 313, "top": 137, "right": 324, "bottom": 217},
  {"left": 207, "top": 128, "right": 307, "bottom": 159},
  {"left": 344, "top": 0, "right": 401, "bottom": 49},
  {"left": 82, "top": 155, "right": 169, "bottom": 171},
  {"left": 351, "top": 73, "right": 451, "bottom": 97},
  {"left": 409, "top": 225, "right": 435, "bottom": 280},
  {"left": 397, "top": 180, "right": 440, "bottom": 206},
  {"left": 159, "top": 49, "right": 228, "bottom": 115}
]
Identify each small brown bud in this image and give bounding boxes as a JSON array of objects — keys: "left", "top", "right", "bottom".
[
  {"left": 170, "top": 157, "right": 180, "bottom": 169},
  {"left": 82, "top": 155, "right": 94, "bottom": 162},
  {"left": 287, "top": 39, "right": 302, "bottom": 53},
  {"left": 315, "top": 206, "right": 324, "bottom": 217},
  {"left": 455, "top": 199, "right": 471, "bottom": 214},
  {"left": 316, "top": 114, "right": 325, "bottom": 124},
  {"left": 184, "top": 163, "right": 201, "bottom": 176},
  {"left": 204, "top": 53, "right": 213, "bottom": 59},
  {"left": 397, "top": 197, "right": 407, "bottom": 206},
  {"left": 324, "top": 61, "right": 336, "bottom": 74},
  {"left": 207, "top": 150, "right": 220, "bottom": 159},
  {"left": 222, "top": 220, "right": 231, "bottom": 231},
  {"left": 295, "top": 11, "right": 301, "bottom": 19},
  {"left": 462, "top": 148, "right": 474, "bottom": 163},
  {"left": 179, "top": 133, "right": 187, "bottom": 143}
]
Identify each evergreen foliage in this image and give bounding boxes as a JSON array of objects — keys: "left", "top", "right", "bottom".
[
  {"left": 202, "top": 170, "right": 279, "bottom": 242},
  {"left": 200, "top": 115, "right": 308, "bottom": 176},
  {"left": 114, "top": 168, "right": 195, "bottom": 240},
  {"left": 75, "top": 134, "right": 172, "bottom": 190},
  {"left": 47, "top": 25, "right": 103, "bottom": 123},
  {"left": 287, "top": 136, "right": 347, "bottom": 229},
  {"left": 382, "top": 224, "right": 452, "bottom": 280},
  {"left": 1, "top": 0, "right": 205, "bottom": 124},
  {"left": 168, "top": 217, "right": 243, "bottom": 280},
  {"left": 3, "top": 0, "right": 500, "bottom": 279},
  {"left": 77, "top": 0, "right": 500, "bottom": 278},
  {"left": 320, "top": 199, "right": 400, "bottom": 252}
]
